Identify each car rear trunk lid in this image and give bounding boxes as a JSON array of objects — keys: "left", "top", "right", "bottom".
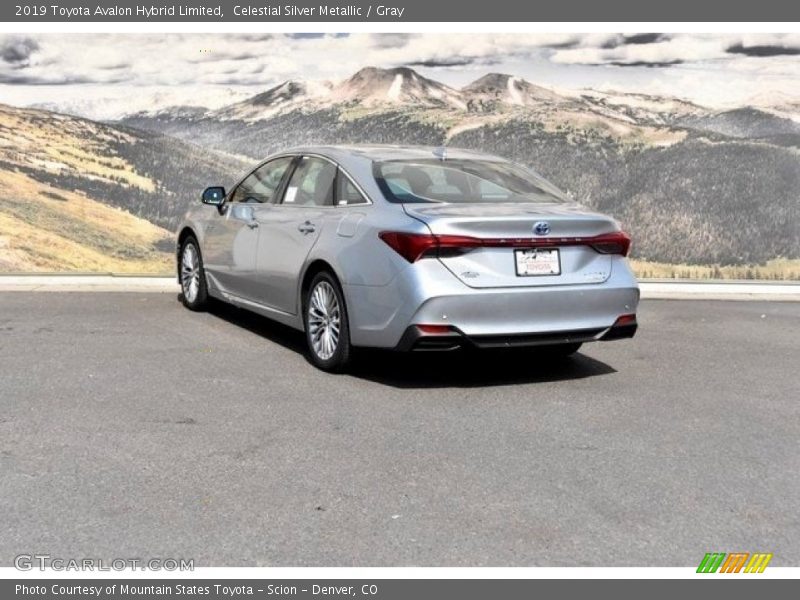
[{"left": 403, "top": 202, "right": 619, "bottom": 288}]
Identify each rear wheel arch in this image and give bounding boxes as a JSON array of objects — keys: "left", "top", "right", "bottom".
[
  {"left": 300, "top": 259, "right": 342, "bottom": 315},
  {"left": 302, "top": 268, "right": 353, "bottom": 371}
]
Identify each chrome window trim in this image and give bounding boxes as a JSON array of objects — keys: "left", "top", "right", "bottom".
[
  {"left": 275, "top": 153, "right": 373, "bottom": 208},
  {"left": 227, "top": 155, "right": 296, "bottom": 205},
  {"left": 227, "top": 152, "right": 374, "bottom": 209}
]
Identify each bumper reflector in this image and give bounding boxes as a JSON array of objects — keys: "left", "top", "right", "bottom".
[
  {"left": 601, "top": 314, "right": 638, "bottom": 341},
  {"left": 613, "top": 314, "right": 637, "bottom": 326},
  {"left": 416, "top": 324, "right": 454, "bottom": 334}
]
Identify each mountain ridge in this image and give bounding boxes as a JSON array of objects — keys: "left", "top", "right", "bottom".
[
  {"left": 131, "top": 66, "right": 718, "bottom": 126},
  {"left": 2, "top": 65, "right": 797, "bottom": 270}
]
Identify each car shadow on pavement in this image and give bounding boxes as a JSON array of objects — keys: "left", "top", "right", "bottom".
[
  {"left": 205, "top": 298, "right": 617, "bottom": 389},
  {"left": 206, "top": 298, "right": 308, "bottom": 354},
  {"left": 349, "top": 350, "right": 617, "bottom": 389}
]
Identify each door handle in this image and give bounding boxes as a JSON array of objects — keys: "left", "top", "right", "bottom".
[
  {"left": 246, "top": 220, "right": 259, "bottom": 229},
  {"left": 297, "top": 221, "right": 316, "bottom": 234}
]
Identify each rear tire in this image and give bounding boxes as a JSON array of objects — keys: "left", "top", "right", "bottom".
[
  {"left": 304, "top": 271, "right": 352, "bottom": 372},
  {"left": 179, "top": 236, "right": 209, "bottom": 311}
]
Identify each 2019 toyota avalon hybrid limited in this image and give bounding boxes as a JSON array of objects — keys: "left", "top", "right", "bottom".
[{"left": 176, "top": 145, "right": 639, "bottom": 371}]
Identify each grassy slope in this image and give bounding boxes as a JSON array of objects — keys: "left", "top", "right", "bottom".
[
  {"left": 629, "top": 258, "right": 800, "bottom": 281},
  {"left": 0, "top": 104, "right": 172, "bottom": 272},
  {"left": 0, "top": 171, "right": 171, "bottom": 272}
]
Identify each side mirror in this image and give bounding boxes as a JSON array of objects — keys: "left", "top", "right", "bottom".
[{"left": 201, "top": 186, "right": 226, "bottom": 206}]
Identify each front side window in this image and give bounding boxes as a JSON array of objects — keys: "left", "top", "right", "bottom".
[
  {"left": 231, "top": 156, "right": 293, "bottom": 204},
  {"left": 374, "top": 159, "right": 568, "bottom": 204},
  {"left": 281, "top": 157, "right": 336, "bottom": 207}
]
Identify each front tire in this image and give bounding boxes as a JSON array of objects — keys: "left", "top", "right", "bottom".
[
  {"left": 304, "top": 272, "right": 352, "bottom": 372},
  {"left": 179, "top": 236, "right": 209, "bottom": 311}
]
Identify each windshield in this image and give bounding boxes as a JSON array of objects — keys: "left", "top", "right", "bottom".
[{"left": 374, "top": 159, "right": 568, "bottom": 204}]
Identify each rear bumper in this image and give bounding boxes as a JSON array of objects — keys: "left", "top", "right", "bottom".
[
  {"left": 395, "top": 320, "right": 637, "bottom": 351},
  {"left": 344, "top": 257, "right": 640, "bottom": 348}
]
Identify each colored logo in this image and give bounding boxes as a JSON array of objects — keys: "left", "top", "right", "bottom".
[{"left": 697, "top": 552, "right": 773, "bottom": 573}]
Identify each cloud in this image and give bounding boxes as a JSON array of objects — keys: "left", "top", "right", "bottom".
[
  {"left": 0, "top": 37, "right": 39, "bottom": 66},
  {"left": 623, "top": 33, "right": 669, "bottom": 45},
  {"left": 0, "top": 73, "right": 94, "bottom": 85},
  {"left": 550, "top": 35, "right": 728, "bottom": 67},
  {"left": 602, "top": 33, "right": 669, "bottom": 49},
  {"left": 405, "top": 58, "right": 475, "bottom": 67},
  {"left": 97, "top": 62, "right": 131, "bottom": 71},
  {"left": 727, "top": 43, "right": 800, "bottom": 57},
  {"left": 239, "top": 34, "right": 275, "bottom": 42},
  {"left": 369, "top": 33, "right": 412, "bottom": 49},
  {"left": 187, "top": 50, "right": 262, "bottom": 63},
  {"left": 542, "top": 38, "right": 582, "bottom": 49},
  {"left": 608, "top": 59, "right": 683, "bottom": 68}
]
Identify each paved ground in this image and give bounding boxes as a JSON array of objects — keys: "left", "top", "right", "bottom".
[{"left": 0, "top": 293, "right": 798, "bottom": 567}]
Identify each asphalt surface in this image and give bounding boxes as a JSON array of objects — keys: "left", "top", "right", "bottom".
[{"left": 0, "top": 293, "right": 798, "bottom": 567}]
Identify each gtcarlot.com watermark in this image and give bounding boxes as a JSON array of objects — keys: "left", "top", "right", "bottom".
[{"left": 15, "top": 554, "right": 194, "bottom": 571}]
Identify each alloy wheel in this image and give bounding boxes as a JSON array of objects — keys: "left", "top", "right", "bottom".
[
  {"left": 307, "top": 281, "right": 341, "bottom": 360},
  {"left": 181, "top": 243, "right": 200, "bottom": 304}
]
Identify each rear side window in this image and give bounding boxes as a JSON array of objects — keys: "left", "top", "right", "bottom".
[
  {"left": 374, "top": 159, "right": 567, "bottom": 204},
  {"left": 336, "top": 170, "right": 369, "bottom": 206}
]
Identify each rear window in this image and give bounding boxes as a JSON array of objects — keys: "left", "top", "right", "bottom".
[{"left": 374, "top": 159, "right": 568, "bottom": 204}]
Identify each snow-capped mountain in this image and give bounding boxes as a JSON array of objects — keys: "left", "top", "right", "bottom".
[
  {"left": 146, "top": 67, "right": 472, "bottom": 122},
  {"left": 212, "top": 80, "right": 333, "bottom": 121},
  {"left": 462, "top": 73, "right": 567, "bottom": 109},
  {"left": 168, "top": 66, "right": 728, "bottom": 133},
  {"left": 135, "top": 66, "right": 716, "bottom": 136},
  {"left": 119, "top": 66, "right": 800, "bottom": 148},
  {"left": 187, "top": 67, "right": 471, "bottom": 122},
  {"left": 327, "top": 66, "right": 467, "bottom": 109}
]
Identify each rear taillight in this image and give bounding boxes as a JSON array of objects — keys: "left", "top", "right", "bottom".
[
  {"left": 589, "top": 231, "right": 631, "bottom": 257},
  {"left": 378, "top": 231, "right": 480, "bottom": 263},
  {"left": 379, "top": 230, "right": 632, "bottom": 262},
  {"left": 378, "top": 232, "right": 436, "bottom": 262}
]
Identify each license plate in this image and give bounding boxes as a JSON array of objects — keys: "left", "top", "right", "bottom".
[{"left": 514, "top": 248, "right": 561, "bottom": 276}]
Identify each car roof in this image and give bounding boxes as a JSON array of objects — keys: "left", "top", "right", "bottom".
[{"left": 276, "top": 144, "right": 509, "bottom": 165}]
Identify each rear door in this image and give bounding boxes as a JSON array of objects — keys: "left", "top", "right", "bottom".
[{"left": 255, "top": 156, "right": 337, "bottom": 314}]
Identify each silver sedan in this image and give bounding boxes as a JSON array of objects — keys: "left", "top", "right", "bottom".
[{"left": 176, "top": 145, "right": 639, "bottom": 371}]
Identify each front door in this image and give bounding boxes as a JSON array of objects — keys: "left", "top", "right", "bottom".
[{"left": 202, "top": 156, "right": 294, "bottom": 301}]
